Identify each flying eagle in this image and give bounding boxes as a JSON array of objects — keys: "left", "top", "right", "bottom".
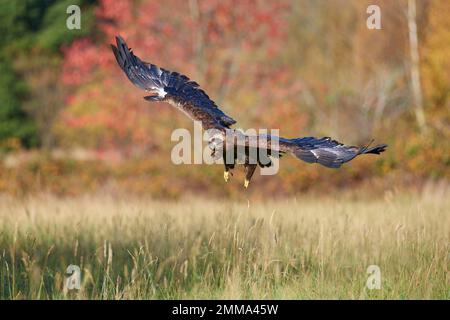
[{"left": 111, "top": 36, "right": 387, "bottom": 188}]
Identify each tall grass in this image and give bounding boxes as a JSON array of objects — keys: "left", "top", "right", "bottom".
[{"left": 0, "top": 192, "right": 448, "bottom": 299}]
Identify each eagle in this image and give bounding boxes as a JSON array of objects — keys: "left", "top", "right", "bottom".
[{"left": 111, "top": 36, "right": 387, "bottom": 188}]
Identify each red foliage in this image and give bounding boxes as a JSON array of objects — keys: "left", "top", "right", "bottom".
[{"left": 60, "top": 0, "right": 300, "bottom": 153}]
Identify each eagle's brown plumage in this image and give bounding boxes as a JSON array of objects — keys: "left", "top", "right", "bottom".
[
  {"left": 111, "top": 36, "right": 235, "bottom": 131},
  {"left": 111, "top": 36, "right": 387, "bottom": 187}
]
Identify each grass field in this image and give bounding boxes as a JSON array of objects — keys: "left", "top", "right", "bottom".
[{"left": 0, "top": 191, "right": 448, "bottom": 299}]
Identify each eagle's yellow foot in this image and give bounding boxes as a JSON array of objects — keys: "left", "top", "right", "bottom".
[
  {"left": 224, "top": 171, "right": 230, "bottom": 182},
  {"left": 244, "top": 179, "right": 250, "bottom": 189}
]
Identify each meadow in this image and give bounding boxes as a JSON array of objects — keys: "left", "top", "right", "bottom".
[
  {"left": 0, "top": 189, "right": 448, "bottom": 299},
  {"left": 1, "top": 0, "right": 449, "bottom": 302}
]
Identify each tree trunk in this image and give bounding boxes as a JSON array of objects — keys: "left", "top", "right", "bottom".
[{"left": 407, "top": 0, "right": 427, "bottom": 133}]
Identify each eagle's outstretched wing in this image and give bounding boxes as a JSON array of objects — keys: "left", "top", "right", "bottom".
[
  {"left": 111, "top": 36, "right": 236, "bottom": 130},
  {"left": 278, "top": 136, "right": 387, "bottom": 168},
  {"left": 228, "top": 132, "right": 386, "bottom": 168}
]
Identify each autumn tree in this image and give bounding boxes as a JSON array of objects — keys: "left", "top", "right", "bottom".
[
  {"left": 59, "top": 0, "right": 293, "bottom": 154},
  {"left": 421, "top": 0, "right": 450, "bottom": 137}
]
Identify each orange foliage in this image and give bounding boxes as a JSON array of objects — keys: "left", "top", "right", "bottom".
[{"left": 1, "top": 0, "right": 449, "bottom": 199}]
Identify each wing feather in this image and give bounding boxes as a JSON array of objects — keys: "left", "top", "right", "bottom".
[
  {"left": 280, "top": 137, "right": 387, "bottom": 168},
  {"left": 111, "top": 36, "right": 236, "bottom": 129}
]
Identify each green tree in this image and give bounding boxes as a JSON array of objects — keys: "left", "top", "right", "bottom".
[
  {"left": 0, "top": 58, "right": 37, "bottom": 148},
  {"left": 0, "top": 0, "right": 95, "bottom": 150}
]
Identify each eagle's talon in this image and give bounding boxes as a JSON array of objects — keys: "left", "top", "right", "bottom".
[
  {"left": 224, "top": 171, "right": 230, "bottom": 182},
  {"left": 244, "top": 179, "right": 250, "bottom": 189}
]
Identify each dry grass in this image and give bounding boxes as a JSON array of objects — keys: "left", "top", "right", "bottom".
[{"left": 0, "top": 191, "right": 448, "bottom": 299}]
